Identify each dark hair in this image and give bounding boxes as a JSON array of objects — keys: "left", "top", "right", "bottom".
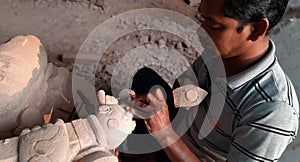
[{"left": 223, "top": 0, "right": 289, "bottom": 34}]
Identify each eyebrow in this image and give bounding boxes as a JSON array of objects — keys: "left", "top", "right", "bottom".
[{"left": 202, "top": 15, "right": 215, "bottom": 22}]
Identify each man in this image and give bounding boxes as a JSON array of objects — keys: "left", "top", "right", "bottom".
[{"left": 139, "top": 0, "right": 299, "bottom": 161}]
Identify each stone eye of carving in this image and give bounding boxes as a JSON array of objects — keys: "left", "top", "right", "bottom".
[{"left": 99, "top": 106, "right": 113, "bottom": 114}]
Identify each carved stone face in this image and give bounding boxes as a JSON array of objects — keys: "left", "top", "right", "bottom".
[
  {"left": 96, "top": 89, "right": 135, "bottom": 149},
  {"left": 0, "top": 35, "right": 69, "bottom": 139},
  {"left": 97, "top": 104, "right": 135, "bottom": 149},
  {"left": 99, "top": 104, "right": 135, "bottom": 134}
]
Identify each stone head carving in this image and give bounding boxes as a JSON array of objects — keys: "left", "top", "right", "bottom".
[{"left": 96, "top": 90, "right": 136, "bottom": 149}]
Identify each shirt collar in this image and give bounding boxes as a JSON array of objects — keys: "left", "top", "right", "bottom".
[{"left": 227, "top": 40, "right": 276, "bottom": 90}]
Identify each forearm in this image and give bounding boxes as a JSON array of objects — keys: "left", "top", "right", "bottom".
[
  {"left": 141, "top": 88, "right": 200, "bottom": 161},
  {"left": 152, "top": 128, "right": 200, "bottom": 162},
  {"left": 164, "top": 138, "right": 201, "bottom": 162}
]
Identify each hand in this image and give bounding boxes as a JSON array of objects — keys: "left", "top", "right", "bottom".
[{"left": 139, "top": 88, "right": 171, "bottom": 134}]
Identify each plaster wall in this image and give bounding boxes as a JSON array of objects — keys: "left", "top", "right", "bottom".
[{"left": 274, "top": 1, "right": 300, "bottom": 161}]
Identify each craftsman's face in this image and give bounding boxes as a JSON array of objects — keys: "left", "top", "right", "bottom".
[{"left": 199, "top": 0, "right": 252, "bottom": 58}]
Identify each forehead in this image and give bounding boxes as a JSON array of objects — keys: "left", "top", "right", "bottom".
[
  {"left": 199, "top": 0, "right": 241, "bottom": 28},
  {"left": 199, "top": 0, "right": 226, "bottom": 16}
]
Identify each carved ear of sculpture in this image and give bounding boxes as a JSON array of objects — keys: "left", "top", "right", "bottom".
[{"left": 19, "top": 119, "right": 69, "bottom": 162}]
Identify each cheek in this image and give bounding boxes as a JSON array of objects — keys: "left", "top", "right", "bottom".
[{"left": 209, "top": 33, "right": 231, "bottom": 55}]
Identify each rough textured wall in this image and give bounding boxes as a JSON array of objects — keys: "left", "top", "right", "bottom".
[
  {"left": 0, "top": 0, "right": 196, "bottom": 61},
  {"left": 273, "top": 1, "right": 300, "bottom": 161}
]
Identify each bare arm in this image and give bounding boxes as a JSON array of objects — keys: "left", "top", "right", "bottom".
[
  {"left": 139, "top": 88, "right": 201, "bottom": 162},
  {"left": 153, "top": 128, "right": 200, "bottom": 162}
]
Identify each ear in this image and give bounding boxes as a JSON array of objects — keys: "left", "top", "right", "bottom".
[{"left": 248, "top": 18, "right": 269, "bottom": 41}]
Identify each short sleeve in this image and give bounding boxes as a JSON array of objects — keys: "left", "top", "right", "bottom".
[{"left": 227, "top": 102, "right": 299, "bottom": 162}]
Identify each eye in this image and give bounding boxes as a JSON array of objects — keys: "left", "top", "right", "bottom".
[
  {"left": 99, "top": 106, "right": 113, "bottom": 114},
  {"left": 209, "top": 26, "right": 223, "bottom": 31}
]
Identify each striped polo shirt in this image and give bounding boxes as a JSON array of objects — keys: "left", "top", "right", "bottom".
[{"left": 179, "top": 40, "right": 299, "bottom": 162}]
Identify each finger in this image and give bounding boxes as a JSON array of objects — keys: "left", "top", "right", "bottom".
[
  {"left": 146, "top": 93, "right": 162, "bottom": 108},
  {"left": 114, "top": 150, "right": 119, "bottom": 158},
  {"left": 132, "top": 98, "right": 148, "bottom": 108},
  {"left": 144, "top": 95, "right": 164, "bottom": 114},
  {"left": 129, "top": 90, "right": 136, "bottom": 99},
  {"left": 119, "top": 89, "right": 134, "bottom": 100},
  {"left": 154, "top": 88, "right": 166, "bottom": 103},
  {"left": 134, "top": 94, "right": 147, "bottom": 102},
  {"left": 144, "top": 120, "right": 151, "bottom": 131},
  {"left": 97, "top": 90, "right": 106, "bottom": 105},
  {"left": 126, "top": 102, "right": 158, "bottom": 119}
]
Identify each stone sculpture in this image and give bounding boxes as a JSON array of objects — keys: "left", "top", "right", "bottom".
[
  {"left": 0, "top": 35, "right": 70, "bottom": 139},
  {"left": 0, "top": 35, "right": 208, "bottom": 161},
  {"left": 0, "top": 90, "right": 136, "bottom": 162},
  {"left": 0, "top": 85, "right": 207, "bottom": 162}
]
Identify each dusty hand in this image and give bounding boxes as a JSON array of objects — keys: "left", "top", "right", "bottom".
[{"left": 137, "top": 88, "right": 171, "bottom": 134}]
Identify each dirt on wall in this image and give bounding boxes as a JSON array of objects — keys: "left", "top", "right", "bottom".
[{"left": 0, "top": 0, "right": 198, "bottom": 61}]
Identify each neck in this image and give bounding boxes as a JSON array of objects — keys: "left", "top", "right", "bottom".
[{"left": 223, "top": 38, "right": 270, "bottom": 77}]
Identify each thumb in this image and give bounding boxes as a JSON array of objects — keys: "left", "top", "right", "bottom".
[{"left": 154, "top": 87, "right": 166, "bottom": 103}]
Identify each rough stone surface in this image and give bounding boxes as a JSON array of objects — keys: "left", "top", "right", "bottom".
[
  {"left": 0, "top": 0, "right": 197, "bottom": 62},
  {"left": 92, "top": 30, "right": 203, "bottom": 94},
  {"left": 272, "top": 3, "right": 300, "bottom": 161},
  {"left": 0, "top": 35, "right": 47, "bottom": 138},
  {"left": 19, "top": 120, "right": 69, "bottom": 162},
  {"left": 0, "top": 137, "right": 18, "bottom": 162},
  {"left": 0, "top": 92, "right": 135, "bottom": 162},
  {"left": 0, "top": 36, "right": 71, "bottom": 139},
  {"left": 185, "top": 0, "right": 201, "bottom": 6},
  {"left": 0, "top": 35, "right": 45, "bottom": 97}
]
